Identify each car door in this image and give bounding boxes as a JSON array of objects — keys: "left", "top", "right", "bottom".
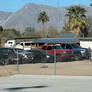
[
  {"left": 8, "top": 49, "right": 17, "bottom": 63},
  {"left": 65, "top": 44, "right": 72, "bottom": 50},
  {"left": 0, "top": 48, "right": 8, "bottom": 65},
  {"left": 46, "top": 46, "right": 54, "bottom": 55}
]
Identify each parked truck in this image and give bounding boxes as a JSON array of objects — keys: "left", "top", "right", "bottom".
[
  {"left": 41, "top": 44, "right": 73, "bottom": 61},
  {"left": 5, "top": 40, "right": 16, "bottom": 48}
]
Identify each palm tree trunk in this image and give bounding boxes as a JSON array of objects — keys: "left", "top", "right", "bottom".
[
  {"left": 42, "top": 23, "right": 45, "bottom": 37},
  {"left": 73, "top": 27, "right": 80, "bottom": 37}
]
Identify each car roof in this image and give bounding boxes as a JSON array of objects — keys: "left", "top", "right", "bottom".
[
  {"left": 27, "top": 49, "right": 52, "bottom": 55},
  {"left": 27, "top": 49, "right": 45, "bottom": 52},
  {"left": 0, "top": 47, "right": 23, "bottom": 49}
]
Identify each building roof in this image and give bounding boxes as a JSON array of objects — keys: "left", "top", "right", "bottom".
[
  {"left": 56, "top": 32, "right": 75, "bottom": 38},
  {"left": 79, "top": 37, "right": 92, "bottom": 41},
  {"left": 35, "top": 38, "right": 79, "bottom": 43},
  {"left": 15, "top": 36, "right": 41, "bottom": 42}
]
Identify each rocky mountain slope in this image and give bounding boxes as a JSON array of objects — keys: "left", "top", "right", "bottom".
[{"left": 0, "top": 3, "right": 92, "bottom": 32}]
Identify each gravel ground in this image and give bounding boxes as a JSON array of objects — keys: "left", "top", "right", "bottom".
[{"left": 0, "top": 60, "right": 92, "bottom": 77}]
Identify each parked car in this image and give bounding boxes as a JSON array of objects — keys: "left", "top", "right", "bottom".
[
  {"left": 24, "top": 49, "right": 55, "bottom": 63},
  {"left": 0, "top": 48, "right": 25, "bottom": 65},
  {"left": 60, "top": 43, "right": 89, "bottom": 61},
  {"left": 41, "top": 44, "right": 73, "bottom": 61},
  {"left": 5, "top": 40, "right": 16, "bottom": 48}
]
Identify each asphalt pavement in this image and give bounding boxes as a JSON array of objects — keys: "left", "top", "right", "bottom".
[{"left": 0, "top": 75, "right": 92, "bottom": 92}]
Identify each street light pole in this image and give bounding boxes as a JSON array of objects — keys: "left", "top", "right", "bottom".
[
  {"left": 54, "top": 49, "right": 56, "bottom": 75},
  {"left": 57, "top": 0, "right": 60, "bottom": 32},
  {"left": 54, "top": 0, "right": 60, "bottom": 75}
]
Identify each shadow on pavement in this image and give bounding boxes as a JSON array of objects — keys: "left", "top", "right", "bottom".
[{"left": 4, "top": 86, "right": 48, "bottom": 91}]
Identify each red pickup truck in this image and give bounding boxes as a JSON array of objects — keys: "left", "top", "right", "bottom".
[{"left": 41, "top": 45, "right": 73, "bottom": 61}]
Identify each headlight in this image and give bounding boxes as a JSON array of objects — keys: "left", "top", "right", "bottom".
[
  {"left": 46, "top": 55, "right": 50, "bottom": 58},
  {"left": 80, "top": 49, "right": 85, "bottom": 53},
  {"left": 22, "top": 54, "right": 28, "bottom": 59}
]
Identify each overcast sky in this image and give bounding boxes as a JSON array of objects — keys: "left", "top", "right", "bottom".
[{"left": 0, "top": 0, "right": 91, "bottom": 12}]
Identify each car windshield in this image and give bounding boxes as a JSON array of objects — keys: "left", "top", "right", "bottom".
[
  {"left": 54, "top": 46, "right": 62, "bottom": 49},
  {"left": 14, "top": 49, "right": 24, "bottom": 53},
  {"left": 18, "top": 49, "right": 24, "bottom": 53},
  {"left": 71, "top": 44, "right": 81, "bottom": 48}
]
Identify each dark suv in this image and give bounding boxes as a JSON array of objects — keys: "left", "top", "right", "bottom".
[
  {"left": 0, "top": 48, "right": 24, "bottom": 65},
  {"left": 61, "top": 43, "right": 89, "bottom": 60}
]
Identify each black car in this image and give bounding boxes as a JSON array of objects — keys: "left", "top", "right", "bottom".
[
  {"left": 24, "top": 49, "right": 54, "bottom": 63},
  {"left": 0, "top": 48, "right": 24, "bottom": 65}
]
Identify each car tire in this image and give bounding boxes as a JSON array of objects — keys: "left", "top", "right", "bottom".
[
  {"left": 3, "top": 59, "right": 9, "bottom": 65},
  {"left": 28, "top": 55, "right": 34, "bottom": 63},
  {"left": 1, "top": 61, "right": 5, "bottom": 65},
  {"left": 74, "top": 54, "right": 82, "bottom": 61}
]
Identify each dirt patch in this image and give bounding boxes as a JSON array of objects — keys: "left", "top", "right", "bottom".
[{"left": 0, "top": 60, "right": 92, "bottom": 77}]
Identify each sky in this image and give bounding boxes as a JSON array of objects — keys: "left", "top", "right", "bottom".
[{"left": 0, "top": 0, "right": 91, "bottom": 12}]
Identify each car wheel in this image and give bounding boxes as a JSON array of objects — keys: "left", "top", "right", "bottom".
[
  {"left": 28, "top": 55, "right": 34, "bottom": 63},
  {"left": 74, "top": 54, "right": 82, "bottom": 61},
  {"left": 1, "top": 61, "right": 5, "bottom": 65},
  {"left": 2, "top": 59, "right": 9, "bottom": 65}
]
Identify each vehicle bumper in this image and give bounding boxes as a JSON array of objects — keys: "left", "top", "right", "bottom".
[{"left": 61, "top": 55, "right": 73, "bottom": 61}]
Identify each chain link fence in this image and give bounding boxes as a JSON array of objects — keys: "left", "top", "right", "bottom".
[{"left": 0, "top": 47, "right": 92, "bottom": 77}]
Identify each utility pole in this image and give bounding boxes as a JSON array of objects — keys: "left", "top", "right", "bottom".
[
  {"left": 57, "top": 0, "right": 60, "bottom": 32},
  {"left": 54, "top": 0, "right": 60, "bottom": 75}
]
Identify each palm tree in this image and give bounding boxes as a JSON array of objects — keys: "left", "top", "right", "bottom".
[
  {"left": 90, "top": 0, "right": 92, "bottom": 6},
  {"left": 37, "top": 11, "right": 49, "bottom": 37},
  {"left": 65, "top": 5, "right": 88, "bottom": 37},
  {"left": 0, "top": 26, "right": 3, "bottom": 46}
]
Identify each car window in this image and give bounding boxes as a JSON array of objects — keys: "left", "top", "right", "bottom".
[
  {"left": 42, "top": 46, "right": 46, "bottom": 50},
  {"left": 54, "top": 46, "right": 62, "bottom": 49},
  {"left": 61, "top": 44, "right": 66, "bottom": 49},
  {"left": 14, "top": 49, "right": 24, "bottom": 53},
  {"left": 71, "top": 44, "right": 81, "bottom": 48},
  {"left": 66, "top": 44, "right": 72, "bottom": 49},
  {"left": 8, "top": 49, "right": 15, "bottom": 54},
  {"left": 18, "top": 49, "right": 24, "bottom": 53},
  {"left": 8, "top": 42, "right": 13, "bottom": 44},
  {"left": 47, "top": 46, "right": 53, "bottom": 50},
  {"left": 0, "top": 48, "right": 8, "bottom": 53}
]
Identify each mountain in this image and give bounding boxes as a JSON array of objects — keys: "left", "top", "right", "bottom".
[
  {"left": 0, "top": 3, "right": 92, "bottom": 32},
  {"left": 0, "top": 11, "right": 12, "bottom": 25}
]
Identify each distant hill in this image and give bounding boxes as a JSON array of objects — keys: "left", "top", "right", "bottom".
[
  {"left": 0, "top": 11, "right": 12, "bottom": 25},
  {"left": 0, "top": 3, "right": 92, "bottom": 32}
]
